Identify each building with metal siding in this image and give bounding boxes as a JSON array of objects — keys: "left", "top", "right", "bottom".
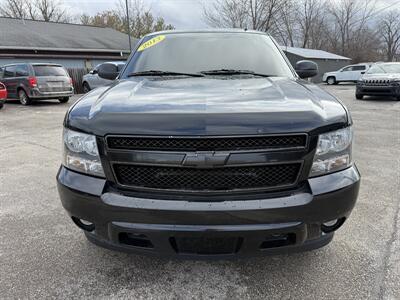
[{"left": 282, "top": 46, "right": 351, "bottom": 83}]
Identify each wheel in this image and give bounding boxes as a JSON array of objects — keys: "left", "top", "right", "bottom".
[
  {"left": 356, "top": 94, "right": 364, "bottom": 100},
  {"left": 0, "top": 102, "right": 3, "bottom": 109},
  {"left": 82, "top": 82, "right": 91, "bottom": 93},
  {"left": 18, "top": 89, "right": 31, "bottom": 105},
  {"left": 326, "top": 77, "right": 337, "bottom": 85},
  {"left": 59, "top": 97, "right": 70, "bottom": 103}
]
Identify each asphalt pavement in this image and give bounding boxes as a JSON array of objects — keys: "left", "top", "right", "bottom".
[{"left": 0, "top": 85, "right": 399, "bottom": 299}]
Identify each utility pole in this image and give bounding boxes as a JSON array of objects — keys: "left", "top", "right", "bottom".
[{"left": 125, "top": 0, "right": 132, "bottom": 52}]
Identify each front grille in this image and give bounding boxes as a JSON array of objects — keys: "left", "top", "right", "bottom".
[
  {"left": 107, "top": 135, "right": 307, "bottom": 151},
  {"left": 113, "top": 163, "right": 301, "bottom": 191},
  {"left": 364, "top": 79, "right": 390, "bottom": 86}
]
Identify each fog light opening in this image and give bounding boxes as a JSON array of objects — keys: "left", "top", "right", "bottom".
[
  {"left": 321, "top": 217, "right": 346, "bottom": 233},
  {"left": 71, "top": 216, "right": 95, "bottom": 232}
]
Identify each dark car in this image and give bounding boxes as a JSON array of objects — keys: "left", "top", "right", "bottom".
[
  {"left": 0, "top": 82, "right": 6, "bottom": 109},
  {"left": 57, "top": 30, "right": 360, "bottom": 259},
  {"left": 356, "top": 62, "right": 400, "bottom": 100},
  {"left": 0, "top": 63, "right": 73, "bottom": 105}
]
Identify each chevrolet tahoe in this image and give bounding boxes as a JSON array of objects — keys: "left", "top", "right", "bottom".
[{"left": 57, "top": 30, "right": 360, "bottom": 258}]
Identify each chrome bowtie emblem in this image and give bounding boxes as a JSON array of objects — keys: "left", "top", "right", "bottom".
[{"left": 183, "top": 152, "right": 230, "bottom": 168}]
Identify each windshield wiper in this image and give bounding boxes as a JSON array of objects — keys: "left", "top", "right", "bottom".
[
  {"left": 127, "top": 70, "right": 205, "bottom": 77},
  {"left": 200, "top": 69, "right": 272, "bottom": 77}
]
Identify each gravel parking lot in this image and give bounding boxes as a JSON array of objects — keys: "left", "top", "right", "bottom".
[{"left": 1, "top": 85, "right": 399, "bottom": 299}]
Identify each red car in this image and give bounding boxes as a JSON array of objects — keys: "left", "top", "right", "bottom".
[{"left": 0, "top": 82, "right": 6, "bottom": 109}]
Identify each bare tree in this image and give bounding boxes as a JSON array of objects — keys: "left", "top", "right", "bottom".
[
  {"left": 379, "top": 11, "right": 400, "bottom": 62},
  {"left": 0, "top": 0, "right": 70, "bottom": 22},
  {"left": 203, "top": 0, "right": 248, "bottom": 28},
  {"left": 248, "top": 0, "right": 284, "bottom": 32},
  {"left": 29, "top": 0, "right": 70, "bottom": 22},
  {"left": 203, "top": 0, "right": 285, "bottom": 33},
  {"left": 297, "top": 0, "right": 326, "bottom": 48},
  {"left": 274, "top": 0, "right": 296, "bottom": 47},
  {"left": 327, "top": 0, "right": 377, "bottom": 56},
  {"left": 0, "top": 0, "right": 28, "bottom": 18}
]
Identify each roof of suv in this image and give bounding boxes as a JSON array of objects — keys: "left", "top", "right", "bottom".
[
  {"left": 373, "top": 62, "right": 400, "bottom": 65},
  {"left": 146, "top": 29, "right": 269, "bottom": 37},
  {"left": 1, "top": 63, "right": 63, "bottom": 67}
]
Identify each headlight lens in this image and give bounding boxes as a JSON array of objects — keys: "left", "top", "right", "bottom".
[
  {"left": 63, "top": 128, "right": 105, "bottom": 177},
  {"left": 310, "top": 127, "right": 353, "bottom": 177},
  {"left": 391, "top": 80, "right": 400, "bottom": 86}
]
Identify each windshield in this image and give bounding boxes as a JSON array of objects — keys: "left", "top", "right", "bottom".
[
  {"left": 33, "top": 65, "right": 68, "bottom": 77},
  {"left": 367, "top": 64, "right": 400, "bottom": 74},
  {"left": 121, "top": 32, "right": 294, "bottom": 78}
]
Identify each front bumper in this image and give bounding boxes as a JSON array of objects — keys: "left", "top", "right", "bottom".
[
  {"left": 356, "top": 84, "right": 400, "bottom": 97},
  {"left": 57, "top": 165, "right": 360, "bottom": 259}
]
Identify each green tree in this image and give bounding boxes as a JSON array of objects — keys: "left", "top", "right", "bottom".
[{"left": 81, "top": 0, "right": 174, "bottom": 38}]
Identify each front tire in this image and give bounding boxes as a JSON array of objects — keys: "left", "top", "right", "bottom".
[
  {"left": 59, "top": 97, "right": 70, "bottom": 103},
  {"left": 356, "top": 94, "right": 364, "bottom": 100},
  {"left": 327, "top": 77, "right": 337, "bottom": 85},
  {"left": 0, "top": 102, "right": 3, "bottom": 109},
  {"left": 18, "top": 89, "right": 31, "bottom": 106}
]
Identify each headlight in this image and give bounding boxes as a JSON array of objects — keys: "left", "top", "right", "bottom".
[
  {"left": 391, "top": 80, "right": 400, "bottom": 86},
  {"left": 310, "top": 127, "right": 353, "bottom": 177},
  {"left": 63, "top": 128, "right": 105, "bottom": 177}
]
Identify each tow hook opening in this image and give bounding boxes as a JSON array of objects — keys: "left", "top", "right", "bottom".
[
  {"left": 119, "top": 233, "right": 154, "bottom": 249},
  {"left": 259, "top": 233, "right": 296, "bottom": 249},
  {"left": 321, "top": 217, "right": 346, "bottom": 233},
  {"left": 71, "top": 216, "right": 95, "bottom": 232}
]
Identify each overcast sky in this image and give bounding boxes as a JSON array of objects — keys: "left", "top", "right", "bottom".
[
  {"left": 62, "top": 0, "right": 400, "bottom": 29},
  {"left": 63, "top": 0, "right": 206, "bottom": 29}
]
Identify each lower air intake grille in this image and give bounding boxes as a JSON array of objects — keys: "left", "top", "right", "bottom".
[{"left": 114, "top": 163, "right": 301, "bottom": 191}]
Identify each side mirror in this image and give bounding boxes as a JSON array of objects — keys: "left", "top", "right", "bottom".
[
  {"left": 361, "top": 71, "right": 366, "bottom": 74},
  {"left": 295, "top": 60, "right": 318, "bottom": 79},
  {"left": 98, "top": 63, "right": 119, "bottom": 80}
]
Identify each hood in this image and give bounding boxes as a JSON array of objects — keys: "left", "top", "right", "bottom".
[
  {"left": 362, "top": 73, "right": 400, "bottom": 81},
  {"left": 67, "top": 77, "right": 348, "bottom": 136}
]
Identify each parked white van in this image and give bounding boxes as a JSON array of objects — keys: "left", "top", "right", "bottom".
[{"left": 323, "top": 64, "right": 370, "bottom": 85}]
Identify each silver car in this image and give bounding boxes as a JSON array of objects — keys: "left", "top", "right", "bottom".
[{"left": 82, "top": 62, "right": 125, "bottom": 93}]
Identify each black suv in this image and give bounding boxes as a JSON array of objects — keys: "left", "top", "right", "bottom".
[
  {"left": 356, "top": 62, "right": 400, "bottom": 100},
  {"left": 0, "top": 63, "right": 73, "bottom": 105},
  {"left": 57, "top": 30, "right": 360, "bottom": 258}
]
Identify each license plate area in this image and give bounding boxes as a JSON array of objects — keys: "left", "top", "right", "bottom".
[
  {"left": 49, "top": 82, "right": 63, "bottom": 88},
  {"left": 170, "top": 236, "right": 243, "bottom": 255}
]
